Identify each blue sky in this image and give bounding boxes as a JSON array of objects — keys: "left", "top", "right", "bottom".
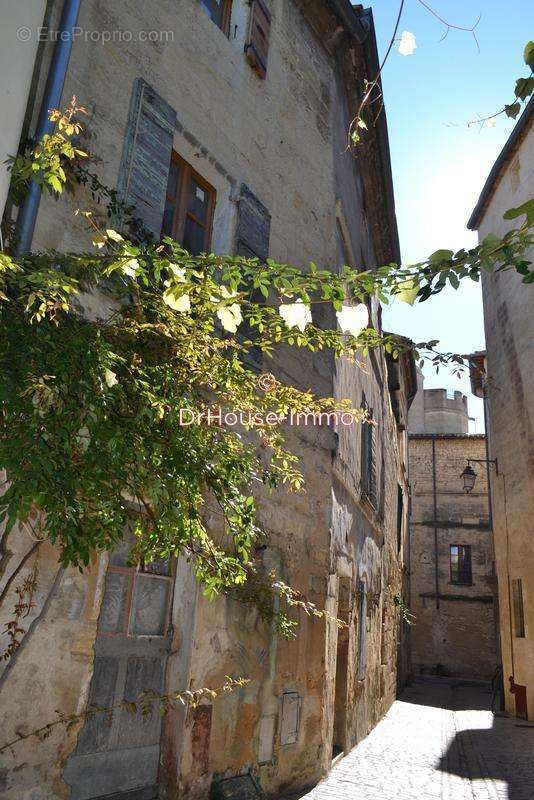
[{"left": 368, "top": 0, "right": 531, "bottom": 430}]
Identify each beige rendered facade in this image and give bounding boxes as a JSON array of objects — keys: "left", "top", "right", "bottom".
[
  {"left": 468, "top": 98, "right": 534, "bottom": 719},
  {"left": 0, "top": 2, "right": 416, "bottom": 798},
  {"left": 0, "top": 0, "right": 47, "bottom": 218}
]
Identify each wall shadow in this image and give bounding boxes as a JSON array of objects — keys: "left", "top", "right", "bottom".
[{"left": 401, "top": 677, "right": 534, "bottom": 800}]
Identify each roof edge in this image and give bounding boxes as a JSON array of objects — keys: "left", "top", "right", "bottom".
[{"left": 467, "top": 96, "right": 534, "bottom": 230}]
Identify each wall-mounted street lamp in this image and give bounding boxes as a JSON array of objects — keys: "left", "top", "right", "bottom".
[{"left": 460, "top": 458, "right": 498, "bottom": 493}]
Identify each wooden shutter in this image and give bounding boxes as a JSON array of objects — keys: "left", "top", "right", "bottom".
[
  {"left": 117, "top": 79, "right": 176, "bottom": 240},
  {"left": 236, "top": 183, "right": 271, "bottom": 260},
  {"left": 512, "top": 578, "right": 526, "bottom": 637},
  {"left": 235, "top": 184, "right": 271, "bottom": 369},
  {"left": 357, "top": 581, "right": 367, "bottom": 680},
  {"left": 245, "top": 0, "right": 271, "bottom": 80},
  {"left": 360, "top": 395, "right": 377, "bottom": 507}
]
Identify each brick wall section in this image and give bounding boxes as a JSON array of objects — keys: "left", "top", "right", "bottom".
[{"left": 409, "top": 435, "right": 498, "bottom": 679}]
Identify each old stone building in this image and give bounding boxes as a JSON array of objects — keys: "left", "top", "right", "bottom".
[
  {"left": 0, "top": 2, "right": 417, "bottom": 799},
  {"left": 467, "top": 98, "right": 534, "bottom": 720},
  {"left": 408, "top": 378, "right": 497, "bottom": 679}
]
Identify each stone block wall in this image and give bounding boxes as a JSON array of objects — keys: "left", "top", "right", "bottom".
[
  {"left": 0, "top": 2, "right": 411, "bottom": 798},
  {"left": 409, "top": 435, "right": 497, "bottom": 679},
  {"left": 475, "top": 112, "right": 534, "bottom": 719}
]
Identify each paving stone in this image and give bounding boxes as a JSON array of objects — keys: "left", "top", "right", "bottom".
[{"left": 286, "top": 678, "right": 534, "bottom": 800}]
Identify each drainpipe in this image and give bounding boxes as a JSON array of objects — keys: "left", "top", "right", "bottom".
[
  {"left": 15, "top": 0, "right": 82, "bottom": 253},
  {"left": 482, "top": 392, "right": 494, "bottom": 530},
  {"left": 431, "top": 438, "right": 439, "bottom": 609}
]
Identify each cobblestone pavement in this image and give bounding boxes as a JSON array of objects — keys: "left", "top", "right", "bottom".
[{"left": 292, "top": 678, "right": 534, "bottom": 800}]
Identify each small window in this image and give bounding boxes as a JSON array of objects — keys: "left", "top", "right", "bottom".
[
  {"left": 100, "top": 538, "right": 173, "bottom": 637},
  {"left": 360, "top": 394, "right": 377, "bottom": 507},
  {"left": 162, "top": 152, "right": 216, "bottom": 255},
  {"left": 200, "top": 0, "right": 232, "bottom": 35},
  {"left": 245, "top": 0, "right": 271, "bottom": 79},
  {"left": 512, "top": 578, "right": 526, "bottom": 638},
  {"left": 450, "top": 545, "right": 472, "bottom": 585}
]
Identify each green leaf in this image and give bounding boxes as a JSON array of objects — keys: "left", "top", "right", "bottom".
[
  {"left": 48, "top": 175, "right": 63, "bottom": 193},
  {"left": 524, "top": 41, "right": 534, "bottom": 70},
  {"left": 503, "top": 199, "right": 534, "bottom": 225},
  {"left": 481, "top": 233, "right": 501, "bottom": 250},
  {"left": 428, "top": 249, "right": 454, "bottom": 264},
  {"left": 515, "top": 76, "right": 534, "bottom": 101},
  {"left": 394, "top": 279, "right": 419, "bottom": 306},
  {"left": 504, "top": 102, "right": 522, "bottom": 119}
]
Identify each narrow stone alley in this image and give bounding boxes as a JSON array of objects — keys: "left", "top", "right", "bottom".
[{"left": 291, "top": 678, "right": 534, "bottom": 800}]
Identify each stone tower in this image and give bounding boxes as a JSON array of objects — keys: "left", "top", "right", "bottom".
[{"left": 408, "top": 368, "right": 469, "bottom": 434}]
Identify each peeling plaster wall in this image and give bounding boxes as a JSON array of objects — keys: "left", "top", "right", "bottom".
[
  {"left": 0, "top": 526, "right": 106, "bottom": 799},
  {"left": 1, "top": 1, "right": 410, "bottom": 798}
]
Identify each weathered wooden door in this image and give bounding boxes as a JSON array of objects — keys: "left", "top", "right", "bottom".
[
  {"left": 514, "top": 683, "right": 528, "bottom": 720},
  {"left": 64, "top": 538, "right": 173, "bottom": 800}
]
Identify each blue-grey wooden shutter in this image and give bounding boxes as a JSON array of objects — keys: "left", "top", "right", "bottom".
[
  {"left": 235, "top": 185, "right": 271, "bottom": 369},
  {"left": 116, "top": 78, "right": 176, "bottom": 241},
  {"left": 235, "top": 184, "right": 271, "bottom": 260},
  {"left": 357, "top": 581, "right": 367, "bottom": 680}
]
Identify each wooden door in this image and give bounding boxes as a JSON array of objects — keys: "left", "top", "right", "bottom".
[{"left": 64, "top": 538, "right": 173, "bottom": 799}]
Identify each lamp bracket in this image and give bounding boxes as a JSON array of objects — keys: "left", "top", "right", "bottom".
[{"left": 467, "top": 457, "right": 498, "bottom": 475}]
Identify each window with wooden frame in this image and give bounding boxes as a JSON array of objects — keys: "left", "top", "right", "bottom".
[
  {"left": 200, "top": 0, "right": 233, "bottom": 36},
  {"left": 245, "top": 0, "right": 271, "bottom": 79},
  {"left": 162, "top": 152, "right": 216, "bottom": 255},
  {"left": 450, "top": 544, "right": 472, "bottom": 585},
  {"left": 98, "top": 536, "right": 173, "bottom": 637},
  {"left": 512, "top": 578, "right": 526, "bottom": 638},
  {"left": 360, "top": 394, "right": 377, "bottom": 507}
]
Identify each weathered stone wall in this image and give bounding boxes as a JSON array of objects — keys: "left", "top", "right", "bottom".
[
  {"left": 409, "top": 436, "right": 497, "bottom": 679},
  {"left": 475, "top": 114, "right": 534, "bottom": 718},
  {"left": 0, "top": 516, "right": 107, "bottom": 798},
  {"left": 0, "top": 2, "right": 410, "bottom": 798}
]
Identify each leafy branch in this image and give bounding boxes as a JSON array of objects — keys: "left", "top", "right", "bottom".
[
  {"left": 0, "top": 675, "right": 249, "bottom": 756},
  {"left": 1, "top": 102, "right": 532, "bottom": 649},
  {"left": 349, "top": 0, "right": 483, "bottom": 146},
  {"left": 469, "top": 41, "right": 534, "bottom": 127}
]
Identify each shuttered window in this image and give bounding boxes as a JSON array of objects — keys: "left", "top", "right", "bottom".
[
  {"left": 235, "top": 183, "right": 271, "bottom": 369},
  {"left": 450, "top": 545, "right": 472, "bottom": 585},
  {"left": 357, "top": 580, "right": 367, "bottom": 680},
  {"left": 245, "top": 0, "right": 271, "bottom": 79},
  {"left": 201, "top": 0, "right": 233, "bottom": 35},
  {"left": 512, "top": 578, "right": 526, "bottom": 638},
  {"left": 360, "top": 395, "right": 377, "bottom": 507},
  {"left": 397, "top": 484, "right": 404, "bottom": 553},
  {"left": 162, "top": 152, "right": 216, "bottom": 255},
  {"left": 116, "top": 80, "right": 176, "bottom": 242}
]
